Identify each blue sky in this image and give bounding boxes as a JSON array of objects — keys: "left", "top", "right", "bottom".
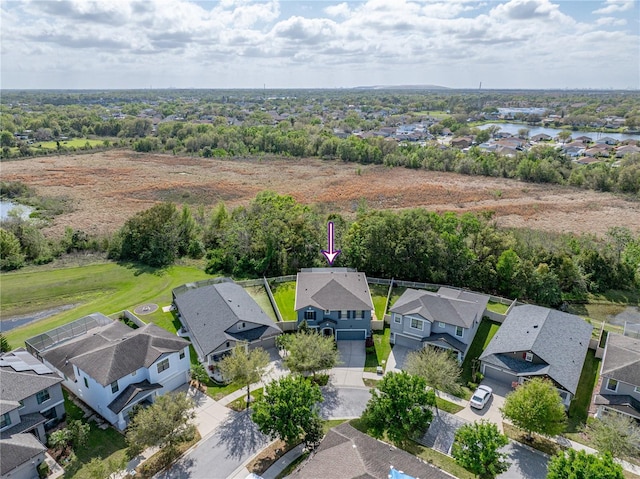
[{"left": 1, "top": 0, "right": 638, "bottom": 89}]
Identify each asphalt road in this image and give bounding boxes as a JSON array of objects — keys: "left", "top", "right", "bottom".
[
  {"left": 155, "top": 410, "right": 269, "bottom": 479},
  {"left": 499, "top": 442, "right": 549, "bottom": 479}
]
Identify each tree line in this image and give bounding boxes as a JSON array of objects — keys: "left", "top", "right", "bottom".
[{"left": 98, "top": 193, "right": 640, "bottom": 307}]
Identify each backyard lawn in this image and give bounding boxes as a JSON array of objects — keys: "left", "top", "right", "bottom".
[
  {"left": 2, "top": 262, "right": 212, "bottom": 349},
  {"left": 566, "top": 349, "right": 601, "bottom": 432},
  {"left": 364, "top": 327, "right": 392, "bottom": 373},
  {"left": 486, "top": 300, "right": 509, "bottom": 314},
  {"left": 461, "top": 318, "right": 501, "bottom": 384},
  {"left": 270, "top": 281, "right": 297, "bottom": 321},
  {"left": 244, "top": 285, "right": 278, "bottom": 321}
]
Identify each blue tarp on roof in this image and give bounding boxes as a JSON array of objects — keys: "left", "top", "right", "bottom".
[{"left": 389, "top": 467, "right": 415, "bottom": 479}]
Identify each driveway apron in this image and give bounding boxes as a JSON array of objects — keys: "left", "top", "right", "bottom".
[{"left": 331, "top": 340, "right": 366, "bottom": 387}]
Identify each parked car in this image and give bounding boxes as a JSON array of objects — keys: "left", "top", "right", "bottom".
[{"left": 470, "top": 385, "right": 493, "bottom": 409}]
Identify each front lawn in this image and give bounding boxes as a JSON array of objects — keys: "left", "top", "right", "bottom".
[
  {"left": 270, "top": 282, "right": 297, "bottom": 321},
  {"left": 461, "top": 318, "right": 501, "bottom": 384},
  {"left": 364, "top": 327, "right": 392, "bottom": 373},
  {"left": 567, "top": 349, "right": 601, "bottom": 432}
]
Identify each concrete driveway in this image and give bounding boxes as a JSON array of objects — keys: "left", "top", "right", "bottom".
[
  {"left": 319, "top": 385, "right": 371, "bottom": 419},
  {"left": 455, "top": 379, "right": 510, "bottom": 432},
  {"left": 385, "top": 344, "right": 410, "bottom": 373},
  {"left": 331, "top": 341, "right": 365, "bottom": 387}
]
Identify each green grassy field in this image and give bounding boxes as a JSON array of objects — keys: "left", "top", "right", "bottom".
[
  {"left": 270, "top": 282, "right": 297, "bottom": 321},
  {"left": 567, "top": 349, "right": 601, "bottom": 431},
  {"left": 364, "top": 327, "right": 392, "bottom": 373},
  {"left": 486, "top": 300, "right": 509, "bottom": 314},
  {"left": 1, "top": 261, "right": 211, "bottom": 349},
  {"left": 35, "top": 138, "right": 106, "bottom": 150}
]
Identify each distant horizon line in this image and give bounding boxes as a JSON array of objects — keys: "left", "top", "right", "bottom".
[{"left": 2, "top": 86, "right": 639, "bottom": 92}]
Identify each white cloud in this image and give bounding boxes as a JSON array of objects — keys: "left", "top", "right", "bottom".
[
  {"left": 592, "top": 0, "right": 634, "bottom": 15},
  {"left": 595, "top": 16, "right": 628, "bottom": 26}
]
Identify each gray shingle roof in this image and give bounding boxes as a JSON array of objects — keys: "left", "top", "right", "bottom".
[
  {"left": 41, "top": 320, "right": 189, "bottom": 386},
  {"left": 0, "top": 433, "right": 46, "bottom": 476},
  {"left": 295, "top": 269, "right": 374, "bottom": 312},
  {"left": 107, "top": 379, "right": 162, "bottom": 414},
  {"left": 0, "top": 350, "right": 62, "bottom": 405},
  {"left": 390, "top": 287, "right": 488, "bottom": 328},
  {"left": 479, "top": 305, "right": 592, "bottom": 395},
  {"left": 173, "top": 281, "right": 281, "bottom": 359},
  {"left": 290, "top": 422, "right": 451, "bottom": 479},
  {"left": 601, "top": 333, "right": 640, "bottom": 386}
]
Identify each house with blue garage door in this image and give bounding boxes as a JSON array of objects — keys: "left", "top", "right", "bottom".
[{"left": 294, "top": 268, "right": 374, "bottom": 340}]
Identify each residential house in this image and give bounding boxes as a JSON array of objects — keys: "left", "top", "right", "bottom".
[
  {"left": 531, "top": 133, "right": 552, "bottom": 142},
  {"left": 0, "top": 349, "right": 65, "bottom": 444},
  {"left": 451, "top": 136, "right": 473, "bottom": 149},
  {"left": 294, "top": 268, "right": 374, "bottom": 340},
  {"left": 0, "top": 433, "right": 47, "bottom": 479},
  {"left": 574, "top": 135, "right": 593, "bottom": 144},
  {"left": 0, "top": 349, "right": 64, "bottom": 479},
  {"left": 596, "top": 136, "right": 618, "bottom": 145},
  {"left": 289, "top": 422, "right": 451, "bottom": 479},
  {"left": 29, "top": 313, "right": 190, "bottom": 431},
  {"left": 479, "top": 305, "right": 592, "bottom": 406},
  {"left": 594, "top": 333, "right": 640, "bottom": 420},
  {"left": 615, "top": 144, "right": 640, "bottom": 158},
  {"left": 173, "top": 279, "right": 281, "bottom": 367},
  {"left": 389, "top": 287, "right": 489, "bottom": 362}
]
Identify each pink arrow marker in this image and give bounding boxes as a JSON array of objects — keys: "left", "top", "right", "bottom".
[{"left": 321, "top": 221, "right": 341, "bottom": 265}]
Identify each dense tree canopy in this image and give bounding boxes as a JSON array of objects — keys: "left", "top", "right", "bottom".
[
  {"left": 218, "top": 344, "right": 270, "bottom": 410},
  {"left": 283, "top": 330, "right": 340, "bottom": 378},
  {"left": 546, "top": 450, "right": 624, "bottom": 479},
  {"left": 452, "top": 420, "right": 510, "bottom": 479},
  {"left": 362, "top": 371, "right": 435, "bottom": 445}
]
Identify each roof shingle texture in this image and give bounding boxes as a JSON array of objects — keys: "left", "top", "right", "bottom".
[
  {"left": 41, "top": 320, "right": 189, "bottom": 386},
  {"left": 295, "top": 269, "right": 374, "bottom": 312},
  {"left": 173, "top": 281, "right": 281, "bottom": 358},
  {"left": 479, "top": 304, "right": 592, "bottom": 394},
  {"left": 290, "top": 422, "right": 452, "bottom": 479},
  {"left": 601, "top": 333, "right": 640, "bottom": 386},
  {"left": 390, "top": 287, "right": 489, "bottom": 328},
  {"left": 0, "top": 350, "right": 62, "bottom": 407},
  {"left": 0, "top": 433, "right": 46, "bottom": 475}
]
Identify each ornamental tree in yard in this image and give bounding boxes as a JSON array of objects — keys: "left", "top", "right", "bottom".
[
  {"left": 452, "top": 420, "right": 510, "bottom": 479},
  {"left": 251, "top": 375, "right": 323, "bottom": 447},
  {"left": 284, "top": 330, "right": 340, "bottom": 378},
  {"left": 584, "top": 411, "right": 640, "bottom": 460},
  {"left": 218, "top": 344, "right": 270, "bottom": 409},
  {"left": 546, "top": 450, "right": 624, "bottom": 479},
  {"left": 500, "top": 377, "right": 566, "bottom": 440},
  {"left": 362, "top": 371, "right": 435, "bottom": 446}
]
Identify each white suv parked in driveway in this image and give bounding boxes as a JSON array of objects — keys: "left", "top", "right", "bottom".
[{"left": 469, "top": 385, "right": 493, "bottom": 409}]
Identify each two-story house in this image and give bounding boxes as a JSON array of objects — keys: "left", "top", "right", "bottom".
[
  {"left": 1, "top": 349, "right": 64, "bottom": 479},
  {"left": 173, "top": 279, "right": 281, "bottom": 367},
  {"left": 594, "top": 333, "right": 640, "bottom": 420},
  {"left": 29, "top": 313, "right": 190, "bottom": 431},
  {"left": 294, "top": 268, "right": 374, "bottom": 340},
  {"left": 389, "top": 287, "right": 489, "bottom": 362},
  {"left": 480, "top": 305, "right": 592, "bottom": 407}
]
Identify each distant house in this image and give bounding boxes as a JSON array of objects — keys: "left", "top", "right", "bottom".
[
  {"left": 29, "top": 313, "right": 190, "bottom": 431},
  {"left": 451, "top": 136, "right": 473, "bottom": 149},
  {"left": 389, "top": 287, "right": 489, "bottom": 362},
  {"left": 1, "top": 349, "right": 64, "bottom": 479},
  {"left": 531, "top": 133, "right": 552, "bottom": 142},
  {"left": 594, "top": 333, "right": 640, "bottom": 420},
  {"left": 615, "top": 144, "right": 640, "bottom": 158},
  {"left": 295, "top": 268, "right": 374, "bottom": 341},
  {"left": 574, "top": 135, "right": 592, "bottom": 144},
  {"left": 479, "top": 305, "right": 592, "bottom": 406},
  {"left": 173, "top": 280, "right": 281, "bottom": 366},
  {"left": 596, "top": 136, "right": 618, "bottom": 145}
]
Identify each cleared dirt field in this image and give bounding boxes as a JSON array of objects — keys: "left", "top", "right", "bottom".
[{"left": 2, "top": 150, "right": 639, "bottom": 237}]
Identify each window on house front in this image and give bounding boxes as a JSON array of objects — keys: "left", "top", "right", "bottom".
[
  {"left": 525, "top": 352, "right": 533, "bottom": 362},
  {"left": 455, "top": 326, "right": 464, "bottom": 338},
  {"left": 180, "top": 350, "right": 186, "bottom": 360},
  {"left": 394, "top": 314, "right": 401, "bottom": 324},
  {"left": 18, "top": 400, "right": 24, "bottom": 409},
  {"left": 438, "top": 322, "right": 445, "bottom": 328},
  {"left": 0, "top": 412, "right": 11, "bottom": 429},
  {"left": 324, "top": 310, "right": 330, "bottom": 314},
  {"left": 606, "top": 378, "right": 618, "bottom": 392},
  {"left": 304, "top": 311, "right": 316, "bottom": 321},
  {"left": 36, "top": 389, "right": 50, "bottom": 404},
  {"left": 355, "top": 311, "right": 364, "bottom": 320},
  {"left": 131, "top": 370, "right": 137, "bottom": 377},
  {"left": 111, "top": 381, "right": 119, "bottom": 394},
  {"left": 410, "top": 318, "right": 423, "bottom": 331},
  {"left": 340, "top": 310, "right": 348, "bottom": 320},
  {"left": 157, "top": 358, "right": 170, "bottom": 373},
  {"left": 84, "top": 377, "right": 89, "bottom": 388}
]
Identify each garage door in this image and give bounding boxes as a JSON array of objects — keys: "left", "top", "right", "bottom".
[
  {"left": 336, "top": 329, "right": 366, "bottom": 340},
  {"left": 482, "top": 364, "right": 518, "bottom": 385},
  {"left": 393, "top": 334, "right": 421, "bottom": 349}
]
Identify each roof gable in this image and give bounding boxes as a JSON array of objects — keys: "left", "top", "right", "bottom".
[
  {"left": 295, "top": 269, "right": 374, "bottom": 312},
  {"left": 601, "top": 333, "right": 640, "bottom": 386},
  {"left": 0, "top": 350, "right": 62, "bottom": 403},
  {"left": 390, "top": 288, "right": 488, "bottom": 328},
  {"left": 479, "top": 305, "right": 592, "bottom": 394},
  {"left": 174, "top": 281, "right": 280, "bottom": 358}
]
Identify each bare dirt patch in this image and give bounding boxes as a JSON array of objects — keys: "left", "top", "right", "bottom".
[{"left": 2, "top": 150, "right": 638, "bottom": 237}]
